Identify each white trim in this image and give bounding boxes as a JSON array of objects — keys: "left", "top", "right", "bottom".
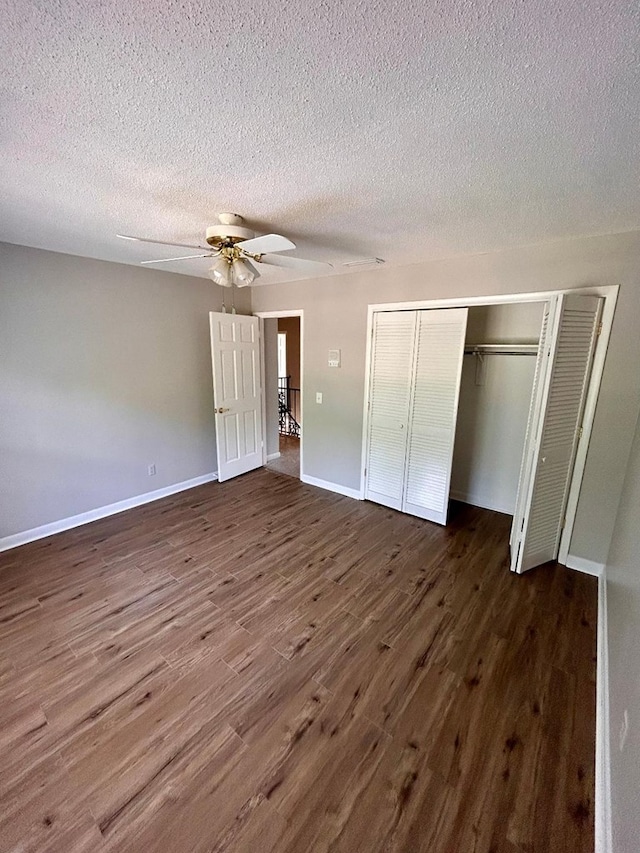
[
  {"left": 266, "top": 452, "right": 281, "bottom": 461},
  {"left": 596, "top": 571, "right": 613, "bottom": 853},
  {"left": 366, "top": 284, "right": 618, "bottom": 314},
  {"left": 258, "top": 316, "right": 268, "bottom": 467},
  {"left": 564, "top": 554, "right": 606, "bottom": 577},
  {"left": 301, "top": 474, "right": 363, "bottom": 501},
  {"left": 0, "top": 472, "right": 218, "bottom": 553},
  {"left": 254, "top": 310, "right": 304, "bottom": 480},
  {"left": 359, "top": 303, "right": 376, "bottom": 498},
  {"left": 255, "top": 310, "right": 306, "bottom": 318}
]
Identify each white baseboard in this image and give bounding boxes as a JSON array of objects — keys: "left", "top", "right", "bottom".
[
  {"left": 0, "top": 472, "right": 219, "bottom": 553},
  {"left": 564, "top": 554, "right": 606, "bottom": 577},
  {"left": 266, "top": 452, "right": 281, "bottom": 461},
  {"left": 596, "top": 571, "right": 612, "bottom": 853},
  {"left": 300, "top": 474, "right": 363, "bottom": 501},
  {"left": 449, "top": 489, "right": 514, "bottom": 516}
]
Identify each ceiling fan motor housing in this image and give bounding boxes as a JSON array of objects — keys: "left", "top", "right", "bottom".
[{"left": 206, "top": 213, "right": 254, "bottom": 247}]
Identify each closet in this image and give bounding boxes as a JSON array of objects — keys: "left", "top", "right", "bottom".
[
  {"left": 363, "top": 293, "right": 603, "bottom": 574},
  {"left": 450, "top": 302, "right": 544, "bottom": 516}
]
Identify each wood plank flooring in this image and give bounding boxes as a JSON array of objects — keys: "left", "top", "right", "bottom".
[{"left": 0, "top": 469, "right": 597, "bottom": 853}]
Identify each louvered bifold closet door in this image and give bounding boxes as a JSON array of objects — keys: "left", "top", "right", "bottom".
[
  {"left": 510, "top": 303, "right": 551, "bottom": 550},
  {"left": 365, "top": 311, "right": 417, "bottom": 510},
  {"left": 403, "top": 307, "right": 468, "bottom": 524},
  {"left": 511, "top": 294, "right": 603, "bottom": 573}
]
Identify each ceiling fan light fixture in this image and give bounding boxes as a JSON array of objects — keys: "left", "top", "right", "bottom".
[
  {"left": 231, "top": 257, "right": 256, "bottom": 287},
  {"left": 209, "top": 257, "right": 232, "bottom": 287}
]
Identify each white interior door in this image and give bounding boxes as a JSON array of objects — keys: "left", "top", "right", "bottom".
[
  {"left": 209, "top": 312, "right": 263, "bottom": 483},
  {"left": 511, "top": 294, "right": 603, "bottom": 573},
  {"left": 403, "top": 307, "right": 468, "bottom": 524},
  {"left": 364, "top": 311, "right": 417, "bottom": 511}
]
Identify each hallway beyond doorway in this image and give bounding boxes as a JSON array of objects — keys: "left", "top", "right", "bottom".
[{"left": 266, "top": 435, "right": 300, "bottom": 478}]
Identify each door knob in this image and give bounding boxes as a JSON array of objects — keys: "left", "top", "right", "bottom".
[{"left": 215, "top": 407, "right": 230, "bottom": 414}]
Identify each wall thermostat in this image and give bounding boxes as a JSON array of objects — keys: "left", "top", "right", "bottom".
[{"left": 328, "top": 349, "right": 341, "bottom": 368}]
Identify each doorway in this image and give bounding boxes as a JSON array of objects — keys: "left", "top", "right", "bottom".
[{"left": 258, "top": 311, "right": 303, "bottom": 480}]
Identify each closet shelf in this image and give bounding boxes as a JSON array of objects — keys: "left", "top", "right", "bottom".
[{"left": 464, "top": 343, "right": 539, "bottom": 356}]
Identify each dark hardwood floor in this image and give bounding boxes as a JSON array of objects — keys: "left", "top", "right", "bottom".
[{"left": 0, "top": 469, "right": 596, "bottom": 852}]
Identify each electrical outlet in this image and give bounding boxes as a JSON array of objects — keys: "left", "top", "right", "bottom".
[
  {"left": 148, "top": 464, "right": 156, "bottom": 476},
  {"left": 316, "top": 392, "right": 323, "bottom": 404},
  {"left": 619, "top": 709, "right": 629, "bottom": 751}
]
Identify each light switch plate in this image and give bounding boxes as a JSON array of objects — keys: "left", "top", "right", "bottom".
[{"left": 316, "top": 392, "right": 323, "bottom": 404}]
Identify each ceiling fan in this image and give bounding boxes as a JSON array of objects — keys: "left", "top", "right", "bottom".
[{"left": 117, "top": 213, "right": 332, "bottom": 287}]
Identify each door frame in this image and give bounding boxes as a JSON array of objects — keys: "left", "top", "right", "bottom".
[
  {"left": 360, "top": 284, "right": 618, "bottom": 563},
  {"left": 255, "top": 310, "right": 304, "bottom": 479}
]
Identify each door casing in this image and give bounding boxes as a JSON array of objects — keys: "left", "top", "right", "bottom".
[{"left": 254, "top": 310, "right": 304, "bottom": 479}]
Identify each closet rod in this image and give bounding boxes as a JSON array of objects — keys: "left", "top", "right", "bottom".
[{"left": 464, "top": 344, "right": 538, "bottom": 357}]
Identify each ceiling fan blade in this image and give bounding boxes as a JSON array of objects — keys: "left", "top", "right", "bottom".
[
  {"left": 258, "top": 254, "right": 333, "bottom": 273},
  {"left": 117, "top": 234, "right": 207, "bottom": 250},
  {"left": 237, "top": 234, "right": 296, "bottom": 254},
  {"left": 140, "top": 253, "right": 214, "bottom": 265}
]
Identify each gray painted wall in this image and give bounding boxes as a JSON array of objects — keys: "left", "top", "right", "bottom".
[
  {"left": 465, "top": 301, "right": 545, "bottom": 344},
  {"left": 0, "top": 242, "right": 251, "bottom": 538},
  {"left": 251, "top": 229, "right": 640, "bottom": 566},
  {"left": 452, "top": 354, "right": 536, "bottom": 514},
  {"left": 606, "top": 408, "right": 640, "bottom": 853},
  {"left": 263, "top": 318, "right": 280, "bottom": 458}
]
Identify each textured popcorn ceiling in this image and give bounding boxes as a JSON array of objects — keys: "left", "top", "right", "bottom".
[{"left": 1, "top": 0, "right": 639, "bottom": 283}]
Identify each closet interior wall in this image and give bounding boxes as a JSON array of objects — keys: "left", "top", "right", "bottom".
[{"left": 450, "top": 302, "right": 545, "bottom": 516}]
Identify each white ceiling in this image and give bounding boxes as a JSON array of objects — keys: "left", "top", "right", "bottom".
[{"left": 1, "top": 0, "right": 639, "bottom": 283}]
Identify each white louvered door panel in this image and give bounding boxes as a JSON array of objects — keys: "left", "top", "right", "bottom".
[
  {"left": 210, "top": 312, "right": 263, "bottom": 483},
  {"left": 403, "top": 308, "right": 468, "bottom": 524},
  {"left": 365, "top": 311, "right": 417, "bottom": 510},
  {"left": 510, "top": 303, "right": 551, "bottom": 550},
  {"left": 511, "top": 294, "right": 602, "bottom": 573}
]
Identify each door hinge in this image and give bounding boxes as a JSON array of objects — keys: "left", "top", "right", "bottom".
[
  {"left": 560, "top": 515, "right": 566, "bottom": 531},
  {"left": 577, "top": 425, "right": 583, "bottom": 441},
  {"left": 597, "top": 321, "right": 603, "bottom": 338}
]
